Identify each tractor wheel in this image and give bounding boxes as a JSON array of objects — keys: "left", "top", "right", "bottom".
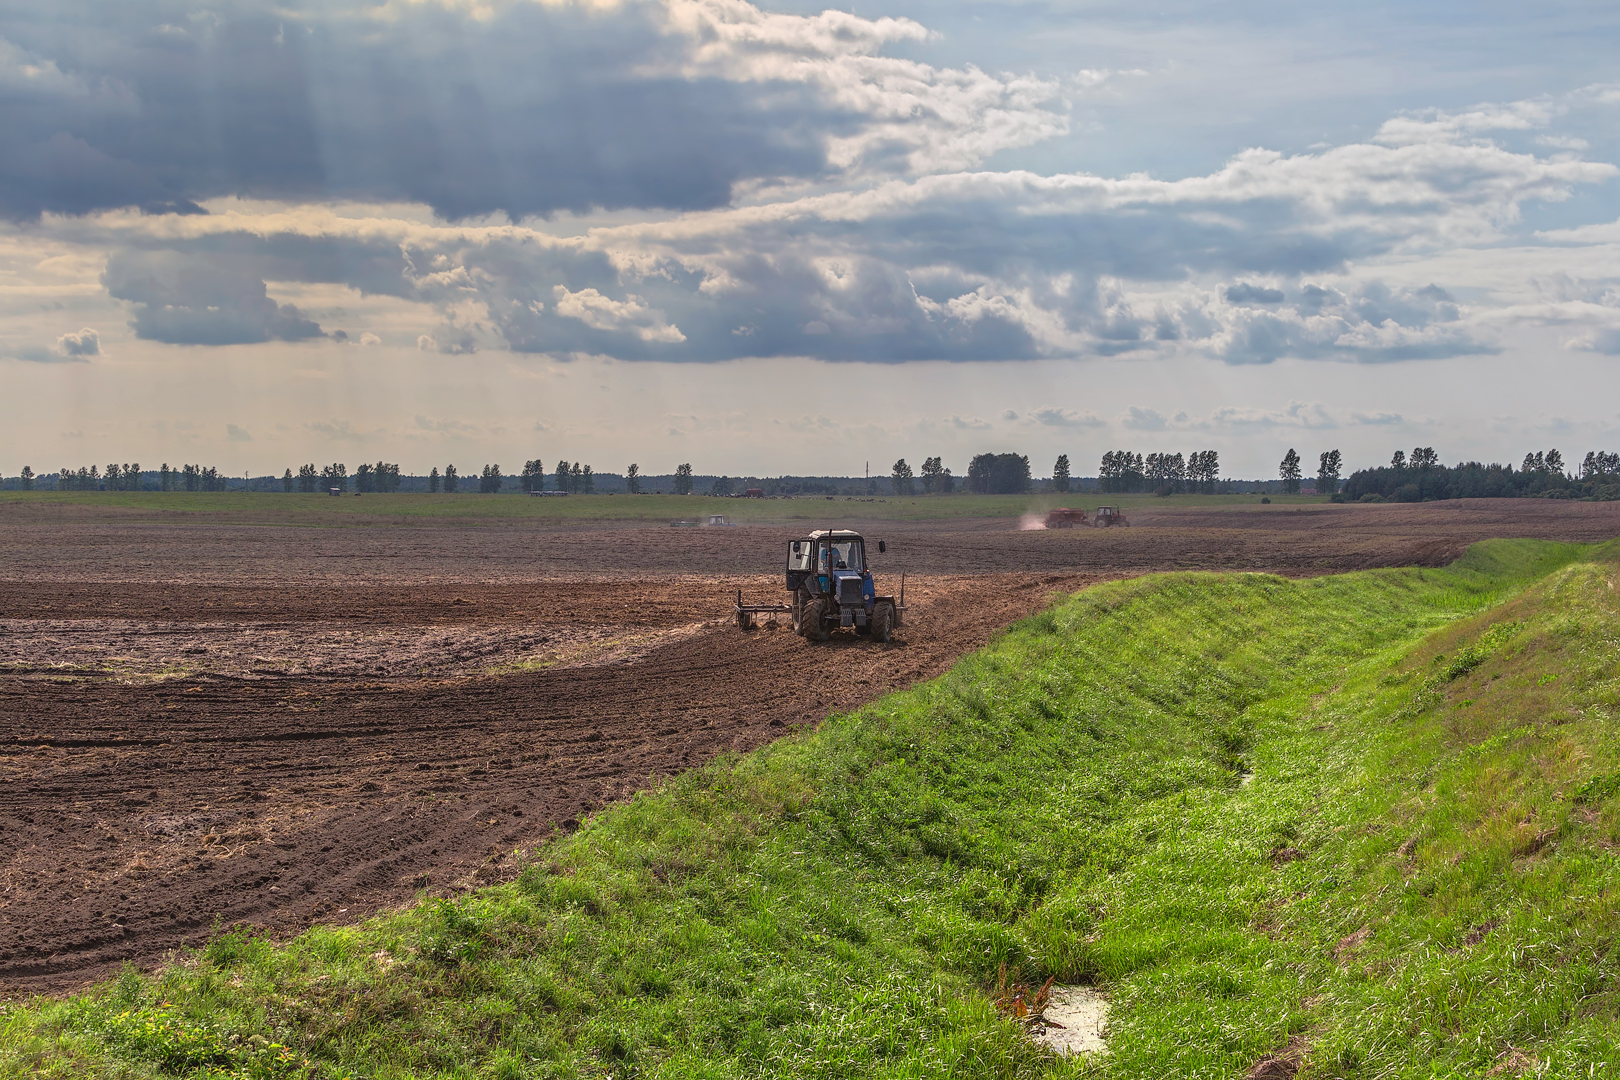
[
  {"left": 802, "top": 599, "right": 829, "bottom": 641},
  {"left": 870, "top": 602, "right": 894, "bottom": 643},
  {"left": 737, "top": 610, "right": 754, "bottom": 631}
]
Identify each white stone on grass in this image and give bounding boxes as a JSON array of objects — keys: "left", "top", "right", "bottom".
[{"left": 1032, "top": 985, "right": 1108, "bottom": 1056}]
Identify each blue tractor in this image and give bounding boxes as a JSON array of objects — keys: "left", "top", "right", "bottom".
[{"left": 735, "top": 529, "right": 904, "bottom": 642}]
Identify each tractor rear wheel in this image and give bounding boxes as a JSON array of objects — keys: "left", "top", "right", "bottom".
[
  {"left": 802, "top": 599, "right": 829, "bottom": 641},
  {"left": 870, "top": 602, "right": 894, "bottom": 643}
]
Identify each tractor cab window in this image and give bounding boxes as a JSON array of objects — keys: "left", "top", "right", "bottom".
[
  {"left": 823, "top": 541, "right": 862, "bottom": 572},
  {"left": 787, "top": 540, "right": 813, "bottom": 571}
]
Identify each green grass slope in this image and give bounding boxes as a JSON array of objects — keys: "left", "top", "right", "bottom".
[{"left": 4, "top": 539, "right": 1617, "bottom": 1079}]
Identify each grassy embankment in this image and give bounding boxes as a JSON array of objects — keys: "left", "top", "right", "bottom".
[
  {"left": 4, "top": 538, "right": 1618, "bottom": 1078},
  {"left": 0, "top": 490, "right": 1322, "bottom": 527}
]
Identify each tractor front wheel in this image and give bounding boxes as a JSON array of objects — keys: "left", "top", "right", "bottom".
[
  {"left": 802, "top": 598, "right": 829, "bottom": 641},
  {"left": 870, "top": 602, "right": 894, "bottom": 643}
]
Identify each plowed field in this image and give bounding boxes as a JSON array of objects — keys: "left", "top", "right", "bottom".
[{"left": 3, "top": 497, "right": 1617, "bottom": 994}]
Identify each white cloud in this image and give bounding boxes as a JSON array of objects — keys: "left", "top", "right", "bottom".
[
  {"left": 660, "top": 0, "right": 1066, "bottom": 178},
  {"left": 1032, "top": 407, "right": 1105, "bottom": 428},
  {"left": 552, "top": 286, "right": 686, "bottom": 343},
  {"left": 55, "top": 326, "right": 100, "bottom": 356},
  {"left": 1122, "top": 406, "right": 1168, "bottom": 431},
  {"left": 1208, "top": 401, "right": 1337, "bottom": 430}
]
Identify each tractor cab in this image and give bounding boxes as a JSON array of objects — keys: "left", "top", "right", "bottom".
[{"left": 787, "top": 532, "right": 864, "bottom": 598}]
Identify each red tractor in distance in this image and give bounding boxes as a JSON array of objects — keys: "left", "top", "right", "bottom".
[{"left": 1043, "top": 506, "right": 1130, "bottom": 528}]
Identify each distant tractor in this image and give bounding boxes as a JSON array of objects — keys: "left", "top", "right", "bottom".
[
  {"left": 1094, "top": 505, "right": 1129, "bottom": 527},
  {"left": 734, "top": 529, "right": 904, "bottom": 642},
  {"left": 1044, "top": 507, "right": 1088, "bottom": 529}
]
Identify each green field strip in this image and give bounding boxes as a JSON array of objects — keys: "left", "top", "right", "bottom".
[{"left": 0, "top": 490, "right": 1328, "bottom": 528}]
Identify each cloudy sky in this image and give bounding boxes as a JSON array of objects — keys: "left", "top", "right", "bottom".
[{"left": 3, "top": 0, "right": 1618, "bottom": 479}]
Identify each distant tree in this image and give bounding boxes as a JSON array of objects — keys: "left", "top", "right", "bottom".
[
  {"left": 1279, "top": 448, "right": 1302, "bottom": 495},
  {"left": 967, "top": 453, "right": 1031, "bottom": 494},
  {"left": 479, "top": 464, "right": 502, "bottom": 493},
  {"left": 1580, "top": 451, "right": 1620, "bottom": 479},
  {"left": 919, "top": 456, "right": 946, "bottom": 494},
  {"left": 282, "top": 468, "right": 294, "bottom": 493},
  {"left": 429, "top": 466, "right": 441, "bottom": 493},
  {"left": 1390, "top": 449, "right": 1406, "bottom": 469},
  {"left": 297, "top": 464, "right": 318, "bottom": 493},
  {"left": 581, "top": 465, "right": 595, "bottom": 493},
  {"left": 1052, "top": 454, "right": 1071, "bottom": 494},
  {"left": 160, "top": 463, "right": 174, "bottom": 491},
  {"left": 1410, "top": 447, "right": 1439, "bottom": 471},
  {"left": 444, "top": 464, "right": 458, "bottom": 493},
  {"left": 674, "top": 463, "right": 694, "bottom": 495},
  {"left": 1186, "top": 450, "right": 1219, "bottom": 493},
  {"left": 1545, "top": 449, "right": 1565, "bottom": 476},
  {"left": 554, "top": 459, "right": 571, "bottom": 492},
  {"left": 938, "top": 465, "right": 954, "bottom": 494},
  {"left": 625, "top": 463, "right": 641, "bottom": 494},
  {"left": 891, "top": 458, "right": 914, "bottom": 496},
  {"left": 321, "top": 463, "right": 348, "bottom": 492},
  {"left": 1098, "top": 450, "right": 1146, "bottom": 493},
  {"left": 569, "top": 462, "right": 584, "bottom": 492},
  {"left": 1316, "top": 449, "right": 1343, "bottom": 495},
  {"left": 183, "top": 464, "right": 199, "bottom": 492},
  {"left": 19, "top": 466, "right": 33, "bottom": 491},
  {"left": 355, "top": 462, "right": 376, "bottom": 492},
  {"left": 376, "top": 462, "right": 401, "bottom": 492},
  {"left": 1145, "top": 452, "right": 1185, "bottom": 495},
  {"left": 521, "top": 459, "right": 545, "bottom": 492},
  {"left": 711, "top": 475, "right": 734, "bottom": 496}
]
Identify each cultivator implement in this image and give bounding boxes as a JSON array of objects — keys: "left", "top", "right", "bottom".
[{"left": 734, "top": 590, "right": 793, "bottom": 630}]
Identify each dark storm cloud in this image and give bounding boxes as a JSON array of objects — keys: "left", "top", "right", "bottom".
[
  {"left": 1225, "top": 282, "right": 1285, "bottom": 304},
  {"left": 0, "top": 0, "right": 843, "bottom": 220},
  {"left": 102, "top": 249, "right": 323, "bottom": 343}
]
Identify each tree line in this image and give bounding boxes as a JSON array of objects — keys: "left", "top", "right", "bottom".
[
  {"left": 45, "top": 463, "right": 230, "bottom": 492},
  {"left": 17, "top": 445, "right": 1616, "bottom": 501},
  {"left": 1337, "top": 447, "right": 1620, "bottom": 502},
  {"left": 1097, "top": 450, "right": 1221, "bottom": 494}
]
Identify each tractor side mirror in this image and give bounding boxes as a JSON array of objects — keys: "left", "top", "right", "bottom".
[{"left": 877, "top": 540, "right": 886, "bottom": 554}]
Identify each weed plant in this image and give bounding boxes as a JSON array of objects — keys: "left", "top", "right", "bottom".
[{"left": 3, "top": 539, "right": 1617, "bottom": 1078}]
